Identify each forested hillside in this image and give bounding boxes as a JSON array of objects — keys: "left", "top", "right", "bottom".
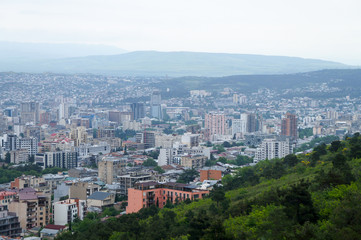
[{"left": 56, "top": 133, "right": 361, "bottom": 240}]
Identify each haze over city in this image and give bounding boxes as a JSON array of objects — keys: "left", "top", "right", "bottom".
[
  {"left": 1, "top": 0, "right": 361, "bottom": 64},
  {"left": 1, "top": 1, "right": 361, "bottom": 240}
]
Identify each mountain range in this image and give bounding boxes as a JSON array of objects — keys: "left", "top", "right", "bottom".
[{"left": 0, "top": 42, "right": 354, "bottom": 76}]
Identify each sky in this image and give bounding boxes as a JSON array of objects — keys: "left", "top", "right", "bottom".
[{"left": 1, "top": 0, "right": 361, "bottom": 65}]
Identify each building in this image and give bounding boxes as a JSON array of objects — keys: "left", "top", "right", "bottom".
[
  {"left": 0, "top": 205, "right": 21, "bottom": 238},
  {"left": 181, "top": 155, "right": 207, "bottom": 169},
  {"left": 8, "top": 188, "right": 51, "bottom": 229},
  {"left": 9, "top": 149, "right": 28, "bottom": 164},
  {"left": 98, "top": 156, "right": 126, "bottom": 184},
  {"left": 200, "top": 167, "right": 223, "bottom": 182},
  {"left": 158, "top": 144, "right": 211, "bottom": 166},
  {"left": 4, "top": 135, "right": 38, "bottom": 156},
  {"left": 69, "top": 182, "right": 99, "bottom": 200},
  {"left": 204, "top": 113, "right": 226, "bottom": 140},
  {"left": 181, "top": 134, "right": 199, "bottom": 147},
  {"left": 0, "top": 192, "right": 17, "bottom": 206},
  {"left": 87, "top": 192, "right": 115, "bottom": 208},
  {"left": 131, "top": 103, "right": 145, "bottom": 120},
  {"left": 126, "top": 182, "right": 209, "bottom": 213},
  {"left": 136, "top": 131, "right": 155, "bottom": 149},
  {"left": 151, "top": 91, "right": 162, "bottom": 119},
  {"left": 117, "top": 172, "right": 152, "bottom": 196},
  {"left": 35, "top": 151, "right": 78, "bottom": 169},
  {"left": 70, "top": 126, "right": 88, "bottom": 147},
  {"left": 53, "top": 199, "right": 86, "bottom": 226},
  {"left": 20, "top": 101, "right": 40, "bottom": 124},
  {"left": 75, "top": 143, "right": 110, "bottom": 158},
  {"left": 10, "top": 176, "right": 46, "bottom": 190},
  {"left": 232, "top": 118, "right": 247, "bottom": 137},
  {"left": 281, "top": 113, "right": 297, "bottom": 139},
  {"left": 254, "top": 139, "right": 292, "bottom": 162}
]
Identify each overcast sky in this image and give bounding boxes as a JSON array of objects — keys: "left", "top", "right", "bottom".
[{"left": 1, "top": 0, "right": 361, "bottom": 65}]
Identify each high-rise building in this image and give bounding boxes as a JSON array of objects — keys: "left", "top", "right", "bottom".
[
  {"left": 131, "top": 103, "right": 145, "bottom": 120},
  {"left": 254, "top": 139, "right": 292, "bottom": 162},
  {"left": 35, "top": 151, "right": 78, "bottom": 169},
  {"left": 136, "top": 131, "right": 155, "bottom": 149},
  {"left": 98, "top": 156, "right": 126, "bottom": 184},
  {"left": 204, "top": 113, "right": 226, "bottom": 140},
  {"left": 150, "top": 91, "right": 162, "bottom": 119},
  {"left": 281, "top": 113, "right": 297, "bottom": 139},
  {"left": 20, "top": 102, "right": 40, "bottom": 124},
  {"left": 70, "top": 127, "right": 87, "bottom": 147}
]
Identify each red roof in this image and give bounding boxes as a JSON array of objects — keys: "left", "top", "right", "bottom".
[{"left": 44, "top": 224, "right": 66, "bottom": 230}]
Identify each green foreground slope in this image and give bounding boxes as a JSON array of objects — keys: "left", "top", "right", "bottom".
[{"left": 56, "top": 133, "right": 361, "bottom": 240}]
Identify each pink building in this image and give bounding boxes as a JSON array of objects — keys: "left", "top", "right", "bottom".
[
  {"left": 126, "top": 182, "right": 209, "bottom": 214},
  {"left": 204, "top": 113, "right": 226, "bottom": 140}
]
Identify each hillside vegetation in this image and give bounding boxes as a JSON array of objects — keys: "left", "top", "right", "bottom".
[{"left": 56, "top": 133, "right": 361, "bottom": 240}]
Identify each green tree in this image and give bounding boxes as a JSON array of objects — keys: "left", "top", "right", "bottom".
[
  {"left": 5, "top": 152, "right": 10, "bottom": 164},
  {"left": 154, "top": 166, "right": 165, "bottom": 174},
  {"left": 177, "top": 169, "right": 199, "bottom": 183},
  {"left": 143, "top": 158, "right": 157, "bottom": 167}
]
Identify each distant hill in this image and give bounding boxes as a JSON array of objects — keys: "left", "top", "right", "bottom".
[
  {"left": 0, "top": 41, "right": 127, "bottom": 61},
  {"left": 155, "top": 69, "right": 361, "bottom": 99},
  {"left": 0, "top": 50, "right": 352, "bottom": 76}
]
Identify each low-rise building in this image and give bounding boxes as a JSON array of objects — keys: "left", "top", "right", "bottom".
[{"left": 87, "top": 192, "right": 115, "bottom": 208}]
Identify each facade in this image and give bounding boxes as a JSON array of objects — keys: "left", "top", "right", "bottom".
[
  {"left": 9, "top": 149, "right": 28, "bottom": 164},
  {"left": 158, "top": 144, "right": 211, "bottom": 166},
  {"left": 98, "top": 156, "right": 126, "bottom": 184},
  {"left": 75, "top": 143, "right": 110, "bottom": 157},
  {"left": 53, "top": 199, "right": 86, "bottom": 226},
  {"left": 69, "top": 182, "right": 99, "bottom": 200},
  {"left": 70, "top": 127, "right": 87, "bottom": 147},
  {"left": 254, "top": 139, "right": 292, "bottom": 162},
  {"left": 151, "top": 91, "right": 162, "bottom": 119},
  {"left": 0, "top": 192, "right": 17, "bottom": 206},
  {"left": 4, "top": 135, "right": 38, "bottom": 156},
  {"left": 200, "top": 168, "right": 222, "bottom": 182},
  {"left": 0, "top": 205, "right": 21, "bottom": 238},
  {"left": 10, "top": 176, "right": 46, "bottom": 190},
  {"left": 8, "top": 188, "right": 51, "bottom": 229},
  {"left": 117, "top": 172, "right": 152, "bottom": 196},
  {"left": 87, "top": 192, "right": 115, "bottom": 208},
  {"left": 20, "top": 101, "right": 40, "bottom": 124},
  {"left": 136, "top": 131, "right": 155, "bottom": 149},
  {"left": 126, "top": 182, "right": 209, "bottom": 214},
  {"left": 181, "top": 155, "right": 207, "bottom": 169},
  {"left": 232, "top": 119, "right": 247, "bottom": 136},
  {"left": 131, "top": 103, "right": 145, "bottom": 120},
  {"left": 181, "top": 134, "right": 199, "bottom": 147},
  {"left": 281, "top": 113, "right": 297, "bottom": 139},
  {"left": 204, "top": 113, "right": 226, "bottom": 140},
  {"left": 35, "top": 151, "right": 78, "bottom": 169}
]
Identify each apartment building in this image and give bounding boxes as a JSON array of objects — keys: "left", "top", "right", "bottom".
[
  {"left": 0, "top": 205, "right": 21, "bottom": 238},
  {"left": 53, "top": 199, "right": 86, "bottom": 226},
  {"left": 8, "top": 188, "right": 51, "bottom": 229},
  {"left": 127, "top": 182, "right": 209, "bottom": 214}
]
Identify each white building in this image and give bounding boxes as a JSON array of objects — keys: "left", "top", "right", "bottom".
[
  {"left": 53, "top": 199, "right": 86, "bottom": 226},
  {"left": 35, "top": 151, "right": 78, "bottom": 169},
  {"left": 75, "top": 142, "right": 110, "bottom": 157},
  {"left": 158, "top": 143, "right": 211, "bottom": 166},
  {"left": 181, "top": 134, "right": 199, "bottom": 148},
  {"left": 254, "top": 139, "right": 292, "bottom": 163}
]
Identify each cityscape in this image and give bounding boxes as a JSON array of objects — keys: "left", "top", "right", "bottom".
[{"left": 1, "top": 0, "right": 361, "bottom": 239}]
